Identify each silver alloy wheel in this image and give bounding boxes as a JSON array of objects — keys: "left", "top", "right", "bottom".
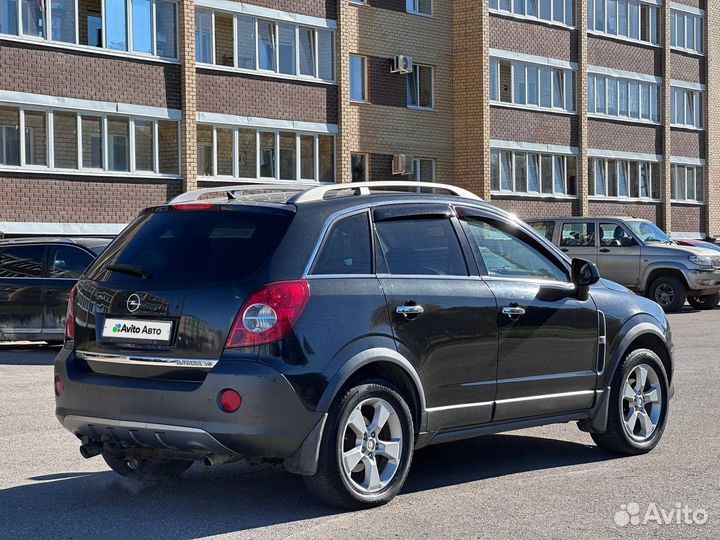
[
  {"left": 340, "top": 397, "right": 403, "bottom": 494},
  {"left": 621, "top": 363, "right": 663, "bottom": 441},
  {"left": 654, "top": 284, "right": 675, "bottom": 307}
]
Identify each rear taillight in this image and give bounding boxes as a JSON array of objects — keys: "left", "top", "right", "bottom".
[
  {"left": 65, "top": 287, "right": 76, "bottom": 341},
  {"left": 226, "top": 280, "right": 310, "bottom": 348}
]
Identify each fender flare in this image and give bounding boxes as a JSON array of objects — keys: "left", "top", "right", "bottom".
[
  {"left": 582, "top": 316, "right": 672, "bottom": 433},
  {"left": 640, "top": 262, "right": 690, "bottom": 293}
]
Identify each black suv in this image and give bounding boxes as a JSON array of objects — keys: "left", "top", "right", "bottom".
[
  {"left": 0, "top": 237, "right": 110, "bottom": 343},
  {"left": 55, "top": 182, "right": 674, "bottom": 509}
]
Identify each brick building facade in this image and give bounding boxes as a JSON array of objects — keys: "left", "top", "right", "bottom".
[{"left": 0, "top": 0, "right": 717, "bottom": 237}]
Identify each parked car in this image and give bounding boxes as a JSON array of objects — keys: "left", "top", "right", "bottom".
[
  {"left": 55, "top": 183, "right": 674, "bottom": 509},
  {"left": 0, "top": 237, "right": 111, "bottom": 343},
  {"left": 676, "top": 238, "right": 720, "bottom": 253},
  {"left": 528, "top": 217, "right": 720, "bottom": 312}
]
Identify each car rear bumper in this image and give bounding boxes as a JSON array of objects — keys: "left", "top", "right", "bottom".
[{"left": 54, "top": 347, "right": 324, "bottom": 460}]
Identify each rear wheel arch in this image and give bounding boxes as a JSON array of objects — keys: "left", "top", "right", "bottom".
[{"left": 318, "top": 350, "right": 426, "bottom": 435}]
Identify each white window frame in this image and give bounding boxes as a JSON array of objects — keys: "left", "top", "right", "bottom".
[
  {"left": 670, "top": 87, "right": 703, "bottom": 129},
  {"left": 588, "top": 72, "right": 661, "bottom": 124},
  {"left": 193, "top": 8, "right": 337, "bottom": 84},
  {"left": 670, "top": 8, "right": 704, "bottom": 55},
  {"left": 589, "top": 157, "right": 660, "bottom": 201},
  {"left": 349, "top": 54, "right": 368, "bottom": 103},
  {"left": 489, "top": 0, "right": 576, "bottom": 29},
  {"left": 406, "top": 0, "right": 432, "bottom": 17},
  {"left": 196, "top": 123, "right": 335, "bottom": 184},
  {"left": 411, "top": 157, "right": 436, "bottom": 182},
  {"left": 490, "top": 148, "right": 577, "bottom": 197},
  {"left": 0, "top": 102, "right": 181, "bottom": 177},
  {"left": 490, "top": 57, "right": 576, "bottom": 114},
  {"left": 671, "top": 164, "right": 704, "bottom": 203},
  {"left": 407, "top": 64, "right": 435, "bottom": 110},
  {"left": 0, "top": 0, "right": 179, "bottom": 61},
  {"left": 587, "top": 0, "right": 661, "bottom": 46}
]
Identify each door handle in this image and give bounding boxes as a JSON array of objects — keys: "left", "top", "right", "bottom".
[
  {"left": 396, "top": 305, "right": 424, "bottom": 317},
  {"left": 599, "top": 248, "right": 611, "bottom": 253},
  {"left": 502, "top": 306, "right": 526, "bottom": 317}
]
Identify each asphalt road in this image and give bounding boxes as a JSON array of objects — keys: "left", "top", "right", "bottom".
[{"left": 0, "top": 309, "right": 717, "bottom": 540}]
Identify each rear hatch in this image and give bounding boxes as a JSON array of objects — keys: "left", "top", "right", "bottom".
[{"left": 72, "top": 203, "right": 294, "bottom": 380}]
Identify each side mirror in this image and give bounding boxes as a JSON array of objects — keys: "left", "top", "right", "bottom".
[{"left": 572, "top": 258, "right": 600, "bottom": 292}]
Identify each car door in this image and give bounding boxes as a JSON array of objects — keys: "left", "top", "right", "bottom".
[
  {"left": 0, "top": 245, "right": 47, "bottom": 340},
  {"left": 558, "top": 220, "right": 598, "bottom": 263},
  {"left": 43, "top": 245, "right": 94, "bottom": 337},
  {"left": 457, "top": 208, "right": 600, "bottom": 421},
  {"left": 374, "top": 204, "right": 499, "bottom": 431},
  {"left": 596, "top": 222, "right": 641, "bottom": 288}
]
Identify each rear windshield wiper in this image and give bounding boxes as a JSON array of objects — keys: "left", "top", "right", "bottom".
[{"left": 105, "top": 264, "right": 153, "bottom": 279}]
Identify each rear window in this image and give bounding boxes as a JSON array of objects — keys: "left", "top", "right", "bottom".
[{"left": 89, "top": 208, "right": 293, "bottom": 284}]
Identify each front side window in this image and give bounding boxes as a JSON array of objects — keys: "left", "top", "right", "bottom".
[
  {"left": 407, "top": 64, "right": 434, "bottom": 109},
  {"left": 599, "top": 223, "right": 635, "bottom": 247},
  {"left": 350, "top": 55, "right": 367, "bottom": 102},
  {"left": 375, "top": 219, "right": 467, "bottom": 276},
  {"left": 48, "top": 247, "right": 93, "bottom": 278},
  {"left": 0, "top": 245, "right": 46, "bottom": 278},
  {"left": 312, "top": 213, "right": 372, "bottom": 275},
  {"left": 530, "top": 221, "right": 555, "bottom": 242},
  {"left": 463, "top": 218, "right": 567, "bottom": 281},
  {"left": 560, "top": 222, "right": 596, "bottom": 247}
]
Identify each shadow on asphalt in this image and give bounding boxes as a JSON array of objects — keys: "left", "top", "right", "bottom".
[
  {"left": 0, "top": 344, "right": 59, "bottom": 365},
  {"left": 0, "top": 433, "right": 618, "bottom": 540}
]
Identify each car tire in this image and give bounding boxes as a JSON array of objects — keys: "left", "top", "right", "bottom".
[
  {"left": 591, "top": 348, "right": 669, "bottom": 455},
  {"left": 649, "top": 275, "right": 687, "bottom": 312},
  {"left": 102, "top": 452, "right": 193, "bottom": 482},
  {"left": 687, "top": 292, "right": 720, "bottom": 311},
  {"left": 303, "top": 379, "right": 414, "bottom": 510}
]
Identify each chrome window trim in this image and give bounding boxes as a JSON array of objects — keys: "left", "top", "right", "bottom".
[{"left": 76, "top": 351, "right": 217, "bottom": 369}]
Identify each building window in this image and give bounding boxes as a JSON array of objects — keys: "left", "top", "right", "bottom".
[
  {"left": 490, "top": 0, "right": 575, "bottom": 26},
  {"left": 412, "top": 158, "right": 435, "bottom": 181},
  {"left": 491, "top": 57, "right": 575, "bottom": 113},
  {"left": 351, "top": 153, "right": 367, "bottom": 182},
  {"left": 407, "top": 64, "right": 434, "bottom": 109},
  {"left": 671, "top": 87, "right": 703, "bottom": 129},
  {"left": 0, "top": 104, "right": 180, "bottom": 175},
  {"left": 350, "top": 55, "right": 367, "bottom": 102},
  {"left": 587, "top": 0, "right": 659, "bottom": 45},
  {"left": 588, "top": 73, "right": 660, "bottom": 123},
  {"left": 406, "top": 0, "right": 431, "bottom": 16},
  {"left": 491, "top": 148, "right": 577, "bottom": 196},
  {"left": 193, "top": 9, "right": 336, "bottom": 82},
  {"left": 671, "top": 10, "right": 703, "bottom": 54},
  {"left": 0, "top": 0, "right": 179, "bottom": 58},
  {"left": 671, "top": 165, "right": 703, "bottom": 203},
  {"left": 196, "top": 124, "right": 335, "bottom": 183},
  {"left": 589, "top": 158, "right": 660, "bottom": 199}
]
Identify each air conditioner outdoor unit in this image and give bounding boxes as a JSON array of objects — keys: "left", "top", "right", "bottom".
[
  {"left": 391, "top": 55, "right": 414, "bottom": 74},
  {"left": 392, "top": 154, "right": 415, "bottom": 176}
]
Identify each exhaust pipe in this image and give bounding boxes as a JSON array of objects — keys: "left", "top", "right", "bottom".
[
  {"left": 79, "top": 442, "right": 103, "bottom": 459},
  {"left": 201, "top": 454, "right": 238, "bottom": 467}
]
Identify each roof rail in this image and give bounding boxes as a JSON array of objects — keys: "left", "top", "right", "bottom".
[
  {"left": 289, "top": 181, "right": 482, "bottom": 204},
  {"left": 168, "top": 182, "right": 324, "bottom": 204}
]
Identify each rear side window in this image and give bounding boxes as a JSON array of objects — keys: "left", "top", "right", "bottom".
[
  {"left": 0, "top": 246, "right": 46, "bottom": 278},
  {"left": 312, "top": 213, "right": 372, "bottom": 275},
  {"left": 375, "top": 219, "right": 468, "bottom": 276},
  {"left": 530, "top": 221, "right": 555, "bottom": 242},
  {"left": 560, "top": 222, "right": 596, "bottom": 247},
  {"left": 90, "top": 209, "right": 293, "bottom": 284},
  {"left": 49, "top": 246, "right": 93, "bottom": 278}
]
